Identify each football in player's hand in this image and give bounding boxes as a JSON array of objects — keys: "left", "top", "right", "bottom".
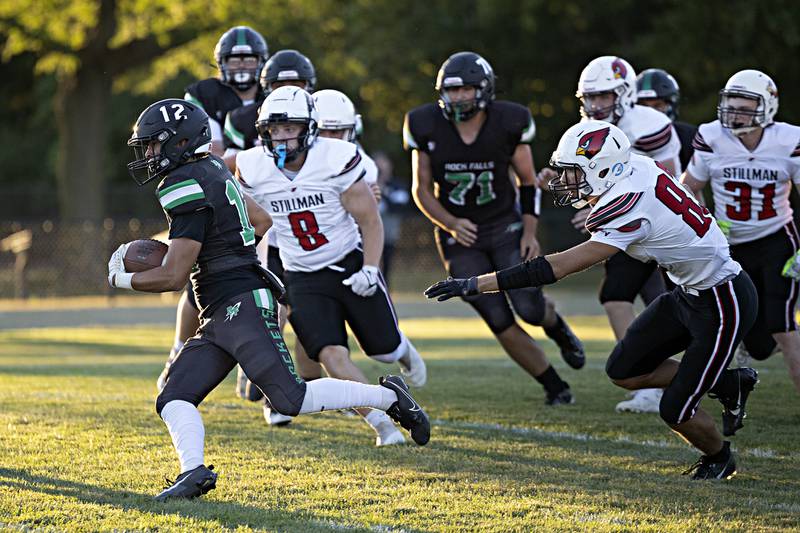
[{"left": 123, "top": 239, "right": 169, "bottom": 272}]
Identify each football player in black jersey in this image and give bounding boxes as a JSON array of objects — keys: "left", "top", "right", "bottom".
[
  {"left": 156, "top": 26, "right": 269, "bottom": 394},
  {"left": 222, "top": 49, "right": 317, "bottom": 172},
  {"left": 636, "top": 69, "right": 697, "bottom": 172},
  {"left": 404, "top": 52, "right": 585, "bottom": 406},
  {"left": 109, "top": 98, "right": 430, "bottom": 501}
]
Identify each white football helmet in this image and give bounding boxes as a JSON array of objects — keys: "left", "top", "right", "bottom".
[
  {"left": 256, "top": 86, "right": 319, "bottom": 166},
  {"left": 312, "top": 89, "right": 362, "bottom": 143},
  {"left": 548, "top": 120, "right": 632, "bottom": 208},
  {"left": 576, "top": 56, "right": 637, "bottom": 123},
  {"left": 717, "top": 69, "right": 779, "bottom": 136}
]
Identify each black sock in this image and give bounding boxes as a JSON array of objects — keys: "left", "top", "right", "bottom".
[
  {"left": 708, "top": 368, "right": 736, "bottom": 397},
  {"left": 707, "top": 441, "right": 731, "bottom": 461},
  {"left": 535, "top": 365, "right": 568, "bottom": 396}
]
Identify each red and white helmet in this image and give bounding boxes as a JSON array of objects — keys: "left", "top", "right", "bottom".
[
  {"left": 717, "top": 69, "right": 779, "bottom": 136},
  {"left": 576, "top": 56, "right": 637, "bottom": 123},
  {"left": 312, "top": 89, "right": 363, "bottom": 143},
  {"left": 548, "top": 120, "right": 631, "bottom": 208}
]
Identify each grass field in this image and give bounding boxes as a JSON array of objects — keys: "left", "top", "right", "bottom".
[{"left": 1, "top": 309, "right": 800, "bottom": 531}]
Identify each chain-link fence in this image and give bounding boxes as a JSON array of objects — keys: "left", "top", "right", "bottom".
[{"left": 0, "top": 206, "right": 585, "bottom": 299}]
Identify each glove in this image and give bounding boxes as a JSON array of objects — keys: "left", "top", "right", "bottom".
[
  {"left": 108, "top": 243, "right": 134, "bottom": 289},
  {"left": 342, "top": 265, "right": 380, "bottom": 297},
  {"left": 424, "top": 276, "right": 478, "bottom": 301},
  {"left": 717, "top": 219, "right": 731, "bottom": 239},
  {"left": 783, "top": 250, "right": 800, "bottom": 280}
]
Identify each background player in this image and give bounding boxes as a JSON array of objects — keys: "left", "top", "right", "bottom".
[
  {"left": 681, "top": 69, "right": 800, "bottom": 395},
  {"left": 237, "top": 86, "right": 427, "bottom": 446},
  {"left": 404, "top": 51, "right": 584, "bottom": 406},
  {"left": 110, "top": 98, "right": 430, "bottom": 500},
  {"left": 157, "top": 26, "right": 269, "bottom": 392},
  {"left": 427, "top": 120, "right": 759, "bottom": 480}
]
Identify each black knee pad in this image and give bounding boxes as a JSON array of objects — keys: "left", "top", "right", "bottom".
[
  {"left": 605, "top": 342, "right": 627, "bottom": 381},
  {"left": 156, "top": 392, "right": 199, "bottom": 417},
  {"left": 510, "top": 291, "right": 547, "bottom": 326},
  {"left": 260, "top": 381, "right": 307, "bottom": 417},
  {"left": 658, "top": 388, "right": 684, "bottom": 425}
]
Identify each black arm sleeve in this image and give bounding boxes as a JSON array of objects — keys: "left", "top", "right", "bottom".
[
  {"left": 495, "top": 256, "right": 556, "bottom": 290},
  {"left": 168, "top": 208, "right": 209, "bottom": 243}
]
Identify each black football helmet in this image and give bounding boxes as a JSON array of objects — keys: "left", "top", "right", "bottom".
[
  {"left": 214, "top": 26, "right": 269, "bottom": 92},
  {"left": 127, "top": 99, "right": 211, "bottom": 185},
  {"left": 435, "top": 51, "right": 495, "bottom": 122},
  {"left": 636, "top": 68, "right": 681, "bottom": 120},
  {"left": 260, "top": 49, "right": 317, "bottom": 95}
]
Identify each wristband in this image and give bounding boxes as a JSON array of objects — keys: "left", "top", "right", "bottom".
[
  {"left": 114, "top": 272, "right": 134, "bottom": 290},
  {"left": 520, "top": 185, "right": 541, "bottom": 217}
]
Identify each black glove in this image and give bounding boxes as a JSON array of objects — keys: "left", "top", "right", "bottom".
[{"left": 424, "top": 276, "right": 479, "bottom": 301}]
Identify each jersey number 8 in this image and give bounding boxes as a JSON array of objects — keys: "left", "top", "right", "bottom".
[{"left": 288, "top": 211, "right": 329, "bottom": 251}]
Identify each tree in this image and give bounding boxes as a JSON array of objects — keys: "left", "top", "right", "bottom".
[{"left": 0, "top": 0, "right": 230, "bottom": 220}]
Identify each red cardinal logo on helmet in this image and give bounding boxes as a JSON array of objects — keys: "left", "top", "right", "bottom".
[
  {"left": 576, "top": 127, "right": 611, "bottom": 159},
  {"left": 611, "top": 58, "right": 627, "bottom": 80}
]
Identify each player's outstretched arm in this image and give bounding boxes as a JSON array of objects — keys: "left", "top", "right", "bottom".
[
  {"left": 130, "top": 238, "right": 202, "bottom": 292},
  {"left": 411, "top": 149, "right": 477, "bottom": 247},
  {"left": 425, "top": 240, "right": 617, "bottom": 301}
]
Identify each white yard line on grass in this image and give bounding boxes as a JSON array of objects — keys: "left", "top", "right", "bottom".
[{"left": 432, "top": 419, "right": 795, "bottom": 460}]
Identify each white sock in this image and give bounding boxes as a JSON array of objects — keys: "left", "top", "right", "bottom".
[
  {"left": 161, "top": 400, "right": 205, "bottom": 473},
  {"left": 298, "top": 378, "right": 397, "bottom": 414},
  {"left": 363, "top": 409, "right": 395, "bottom": 433}
]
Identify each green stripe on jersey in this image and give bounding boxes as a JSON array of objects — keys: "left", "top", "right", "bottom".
[
  {"left": 224, "top": 114, "right": 245, "bottom": 148},
  {"left": 159, "top": 181, "right": 205, "bottom": 210},
  {"left": 520, "top": 118, "right": 536, "bottom": 143},
  {"left": 252, "top": 288, "right": 274, "bottom": 311},
  {"left": 183, "top": 92, "right": 204, "bottom": 111}
]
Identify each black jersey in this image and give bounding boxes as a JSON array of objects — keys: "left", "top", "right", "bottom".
[
  {"left": 224, "top": 101, "right": 261, "bottom": 150},
  {"left": 156, "top": 155, "right": 264, "bottom": 315},
  {"left": 184, "top": 78, "right": 245, "bottom": 127},
  {"left": 674, "top": 120, "right": 697, "bottom": 172},
  {"left": 403, "top": 101, "right": 536, "bottom": 224}
]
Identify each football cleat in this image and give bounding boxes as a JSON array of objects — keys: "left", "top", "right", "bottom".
[
  {"left": 544, "top": 315, "right": 586, "bottom": 370},
  {"left": 545, "top": 387, "right": 575, "bottom": 406},
  {"left": 683, "top": 442, "right": 737, "bottom": 480},
  {"left": 263, "top": 405, "right": 293, "bottom": 427},
  {"left": 709, "top": 367, "right": 759, "bottom": 437},
  {"left": 379, "top": 375, "right": 430, "bottom": 445},
  {"left": 615, "top": 388, "right": 663, "bottom": 413},
  {"left": 154, "top": 464, "right": 217, "bottom": 502},
  {"left": 398, "top": 346, "right": 427, "bottom": 387}
]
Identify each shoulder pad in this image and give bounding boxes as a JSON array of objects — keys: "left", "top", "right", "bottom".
[
  {"left": 157, "top": 172, "right": 209, "bottom": 216},
  {"left": 628, "top": 106, "right": 673, "bottom": 152},
  {"left": 493, "top": 101, "right": 536, "bottom": 143},
  {"left": 403, "top": 104, "right": 438, "bottom": 151},
  {"left": 770, "top": 122, "right": 800, "bottom": 157},
  {"left": 184, "top": 78, "right": 224, "bottom": 111},
  {"left": 585, "top": 191, "right": 645, "bottom": 233}
]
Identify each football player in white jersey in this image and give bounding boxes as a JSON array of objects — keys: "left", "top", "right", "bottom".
[
  {"left": 236, "top": 86, "right": 427, "bottom": 446},
  {"left": 681, "top": 69, "right": 800, "bottom": 394},
  {"left": 542, "top": 56, "right": 685, "bottom": 413},
  {"left": 428, "top": 120, "right": 760, "bottom": 480}
]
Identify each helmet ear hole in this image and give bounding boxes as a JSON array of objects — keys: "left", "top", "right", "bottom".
[{"left": 599, "top": 168, "right": 609, "bottom": 178}]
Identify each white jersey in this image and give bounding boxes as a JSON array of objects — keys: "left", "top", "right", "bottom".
[
  {"left": 616, "top": 104, "right": 682, "bottom": 173},
  {"left": 687, "top": 120, "right": 800, "bottom": 245},
  {"left": 236, "top": 137, "right": 367, "bottom": 272},
  {"left": 359, "top": 145, "right": 379, "bottom": 185},
  {"left": 589, "top": 154, "right": 740, "bottom": 290}
]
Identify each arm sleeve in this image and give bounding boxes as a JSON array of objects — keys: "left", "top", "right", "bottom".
[
  {"left": 687, "top": 151, "right": 711, "bottom": 182},
  {"left": 168, "top": 209, "right": 208, "bottom": 242},
  {"left": 403, "top": 112, "right": 426, "bottom": 152},
  {"left": 516, "top": 108, "right": 536, "bottom": 145},
  {"left": 791, "top": 140, "right": 800, "bottom": 184},
  {"left": 589, "top": 218, "right": 650, "bottom": 252}
]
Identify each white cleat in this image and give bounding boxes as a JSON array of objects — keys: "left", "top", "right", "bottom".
[
  {"left": 615, "top": 388, "right": 663, "bottom": 413},
  {"left": 398, "top": 347, "right": 427, "bottom": 388},
  {"left": 375, "top": 421, "right": 406, "bottom": 447},
  {"left": 263, "top": 405, "right": 293, "bottom": 427}
]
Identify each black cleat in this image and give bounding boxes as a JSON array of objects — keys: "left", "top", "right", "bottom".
[
  {"left": 154, "top": 464, "right": 217, "bottom": 502},
  {"left": 545, "top": 387, "right": 574, "bottom": 406},
  {"left": 683, "top": 442, "right": 737, "bottom": 480},
  {"left": 544, "top": 315, "right": 586, "bottom": 370},
  {"left": 380, "top": 375, "right": 430, "bottom": 445},
  {"left": 709, "top": 367, "right": 759, "bottom": 437}
]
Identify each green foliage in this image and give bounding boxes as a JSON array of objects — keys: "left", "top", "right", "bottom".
[{"left": 1, "top": 0, "right": 800, "bottom": 217}]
